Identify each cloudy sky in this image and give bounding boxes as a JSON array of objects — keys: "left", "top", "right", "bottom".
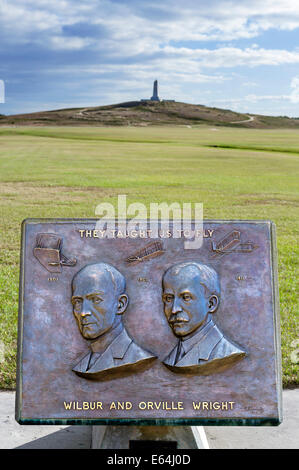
[{"left": 1, "top": 0, "right": 299, "bottom": 116}]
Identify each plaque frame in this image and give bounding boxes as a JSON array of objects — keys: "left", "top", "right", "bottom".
[{"left": 16, "top": 218, "right": 282, "bottom": 426}]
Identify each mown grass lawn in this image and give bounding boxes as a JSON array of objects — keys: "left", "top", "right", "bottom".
[{"left": 0, "top": 125, "right": 298, "bottom": 388}]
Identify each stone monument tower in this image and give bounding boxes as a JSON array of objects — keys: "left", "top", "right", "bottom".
[{"left": 151, "top": 80, "right": 160, "bottom": 101}]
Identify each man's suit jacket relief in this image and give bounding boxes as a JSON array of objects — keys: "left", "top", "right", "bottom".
[
  {"left": 163, "top": 320, "right": 247, "bottom": 374},
  {"left": 73, "top": 328, "right": 156, "bottom": 379}
]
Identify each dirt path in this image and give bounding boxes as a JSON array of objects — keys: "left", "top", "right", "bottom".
[{"left": 230, "top": 115, "right": 255, "bottom": 124}]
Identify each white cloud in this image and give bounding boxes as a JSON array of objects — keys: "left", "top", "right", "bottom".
[
  {"left": 161, "top": 46, "right": 299, "bottom": 68},
  {"left": 243, "top": 77, "right": 299, "bottom": 104},
  {"left": 32, "top": 45, "right": 299, "bottom": 79},
  {"left": 243, "top": 81, "right": 258, "bottom": 87},
  {"left": 2, "top": 0, "right": 299, "bottom": 116},
  {"left": 290, "top": 76, "right": 299, "bottom": 103},
  {"left": 50, "top": 36, "right": 94, "bottom": 50},
  {"left": 0, "top": 80, "right": 4, "bottom": 103},
  {"left": 2, "top": 0, "right": 299, "bottom": 49},
  {"left": 1, "top": 0, "right": 299, "bottom": 79},
  {"left": 206, "top": 75, "right": 299, "bottom": 115}
]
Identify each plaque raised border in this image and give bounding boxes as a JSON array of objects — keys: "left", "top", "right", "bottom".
[{"left": 16, "top": 219, "right": 282, "bottom": 426}]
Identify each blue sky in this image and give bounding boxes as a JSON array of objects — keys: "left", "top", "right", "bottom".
[{"left": 1, "top": 0, "right": 299, "bottom": 116}]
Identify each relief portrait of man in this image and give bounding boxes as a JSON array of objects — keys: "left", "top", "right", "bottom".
[
  {"left": 71, "top": 262, "right": 156, "bottom": 379},
  {"left": 162, "top": 261, "right": 247, "bottom": 374}
]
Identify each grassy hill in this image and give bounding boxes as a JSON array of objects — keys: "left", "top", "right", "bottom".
[{"left": 1, "top": 100, "right": 299, "bottom": 128}]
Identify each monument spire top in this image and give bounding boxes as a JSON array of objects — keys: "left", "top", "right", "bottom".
[{"left": 151, "top": 79, "right": 160, "bottom": 102}]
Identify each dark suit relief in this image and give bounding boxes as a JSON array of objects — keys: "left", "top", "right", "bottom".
[{"left": 163, "top": 319, "right": 246, "bottom": 375}]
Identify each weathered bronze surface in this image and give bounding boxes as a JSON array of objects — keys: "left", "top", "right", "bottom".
[
  {"left": 16, "top": 219, "right": 282, "bottom": 425},
  {"left": 71, "top": 262, "right": 156, "bottom": 379},
  {"left": 33, "top": 232, "right": 77, "bottom": 273},
  {"left": 162, "top": 262, "right": 247, "bottom": 374}
]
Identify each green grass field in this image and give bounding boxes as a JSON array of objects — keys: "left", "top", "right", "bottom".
[{"left": 0, "top": 125, "right": 298, "bottom": 388}]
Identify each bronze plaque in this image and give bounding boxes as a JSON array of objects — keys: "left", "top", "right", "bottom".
[{"left": 16, "top": 219, "right": 282, "bottom": 425}]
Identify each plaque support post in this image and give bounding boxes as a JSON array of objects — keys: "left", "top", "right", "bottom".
[{"left": 91, "top": 425, "right": 209, "bottom": 449}]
